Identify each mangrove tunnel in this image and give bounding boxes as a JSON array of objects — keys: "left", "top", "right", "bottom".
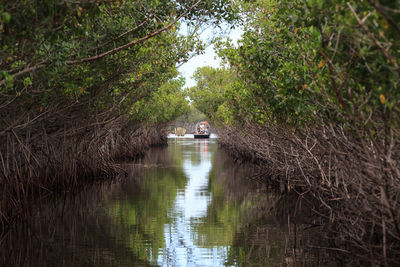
[{"left": 1, "top": 0, "right": 400, "bottom": 266}]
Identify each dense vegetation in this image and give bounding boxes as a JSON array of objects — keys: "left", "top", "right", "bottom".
[
  {"left": 2, "top": 0, "right": 400, "bottom": 264},
  {"left": 0, "top": 0, "right": 238, "bottom": 229},
  {"left": 2, "top": 143, "right": 318, "bottom": 266},
  {"left": 189, "top": 0, "right": 400, "bottom": 265}
]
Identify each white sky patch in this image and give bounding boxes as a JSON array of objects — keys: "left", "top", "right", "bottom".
[{"left": 178, "top": 26, "right": 243, "bottom": 88}]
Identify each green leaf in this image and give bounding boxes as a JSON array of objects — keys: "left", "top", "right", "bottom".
[{"left": 23, "top": 77, "right": 32, "bottom": 86}]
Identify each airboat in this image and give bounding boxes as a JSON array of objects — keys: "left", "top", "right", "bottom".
[{"left": 194, "top": 121, "right": 210, "bottom": 139}]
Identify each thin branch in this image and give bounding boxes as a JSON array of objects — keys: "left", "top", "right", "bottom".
[
  {"left": 67, "top": 0, "right": 202, "bottom": 65},
  {"left": 319, "top": 50, "right": 347, "bottom": 112},
  {"left": 0, "top": 62, "right": 45, "bottom": 87},
  {"left": 347, "top": 2, "right": 400, "bottom": 74},
  {"left": 61, "top": 0, "right": 115, "bottom": 4},
  {"left": 368, "top": 0, "right": 400, "bottom": 33},
  {"left": 0, "top": 0, "right": 202, "bottom": 85},
  {"left": 88, "top": 15, "right": 153, "bottom": 53}
]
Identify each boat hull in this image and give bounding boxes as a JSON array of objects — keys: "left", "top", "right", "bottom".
[{"left": 194, "top": 134, "right": 210, "bottom": 139}]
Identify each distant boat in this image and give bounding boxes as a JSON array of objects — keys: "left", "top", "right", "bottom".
[
  {"left": 194, "top": 121, "right": 210, "bottom": 139},
  {"left": 174, "top": 127, "right": 186, "bottom": 136}
]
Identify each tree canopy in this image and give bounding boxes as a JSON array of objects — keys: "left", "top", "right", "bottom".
[
  {"left": 0, "top": 0, "right": 240, "bottom": 227},
  {"left": 190, "top": 0, "right": 400, "bottom": 133},
  {"left": 188, "top": 1, "right": 400, "bottom": 264},
  {"left": 0, "top": 0, "right": 239, "bottom": 125}
]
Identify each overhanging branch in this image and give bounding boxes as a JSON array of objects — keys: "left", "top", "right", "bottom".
[
  {"left": 0, "top": 0, "right": 202, "bottom": 87},
  {"left": 67, "top": 0, "right": 202, "bottom": 65}
]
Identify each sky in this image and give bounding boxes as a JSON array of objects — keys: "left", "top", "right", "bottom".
[{"left": 178, "top": 26, "right": 243, "bottom": 88}]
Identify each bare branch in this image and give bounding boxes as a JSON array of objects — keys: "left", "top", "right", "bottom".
[
  {"left": 347, "top": 2, "right": 400, "bottom": 74},
  {"left": 0, "top": 0, "right": 202, "bottom": 86},
  {"left": 67, "top": 0, "right": 202, "bottom": 65},
  {"left": 368, "top": 0, "right": 400, "bottom": 33},
  {"left": 0, "top": 62, "right": 45, "bottom": 87},
  {"left": 88, "top": 15, "right": 153, "bottom": 53}
]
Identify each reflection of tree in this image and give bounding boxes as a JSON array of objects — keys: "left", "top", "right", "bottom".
[
  {"left": 0, "top": 144, "right": 188, "bottom": 267},
  {"left": 225, "top": 193, "right": 332, "bottom": 267},
  {"left": 108, "top": 144, "right": 189, "bottom": 264},
  {"left": 1, "top": 139, "right": 333, "bottom": 266},
  {"left": 0, "top": 182, "right": 155, "bottom": 267},
  {"left": 168, "top": 139, "right": 217, "bottom": 166},
  {"left": 109, "top": 168, "right": 188, "bottom": 263},
  {"left": 189, "top": 148, "right": 262, "bottom": 248},
  {"left": 193, "top": 148, "right": 332, "bottom": 266}
]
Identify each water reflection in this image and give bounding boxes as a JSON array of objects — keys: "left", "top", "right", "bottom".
[
  {"left": 159, "top": 140, "right": 223, "bottom": 266},
  {"left": 0, "top": 139, "right": 330, "bottom": 266}
]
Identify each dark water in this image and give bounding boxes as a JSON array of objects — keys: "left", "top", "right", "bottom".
[{"left": 0, "top": 138, "right": 330, "bottom": 266}]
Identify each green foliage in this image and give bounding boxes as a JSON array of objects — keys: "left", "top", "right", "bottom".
[
  {"left": 0, "top": 0, "right": 240, "bottom": 135},
  {"left": 186, "top": 66, "right": 236, "bottom": 123},
  {"left": 190, "top": 0, "right": 400, "bottom": 137},
  {"left": 174, "top": 105, "right": 208, "bottom": 124},
  {"left": 132, "top": 78, "right": 189, "bottom": 124}
]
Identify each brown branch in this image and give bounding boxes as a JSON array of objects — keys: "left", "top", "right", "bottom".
[
  {"left": 66, "top": 0, "right": 202, "bottom": 65},
  {"left": 88, "top": 15, "right": 153, "bottom": 53},
  {"left": 61, "top": 0, "right": 115, "bottom": 4},
  {"left": 0, "top": 62, "right": 45, "bottom": 87},
  {"left": 0, "top": 0, "right": 202, "bottom": 85},
  {"left": 347, "top": 2, "right": 400, "bottom": 74},
  {"left": 319, "top": 50, "right": 347, "bottom": 112},
  {"left": 368, "top": 0, "right": 400, "bottom": 33}
]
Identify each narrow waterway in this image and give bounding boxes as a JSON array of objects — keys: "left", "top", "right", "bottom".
[{"left": 0, "top": 138, "right": 330, "bottom": 266}]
